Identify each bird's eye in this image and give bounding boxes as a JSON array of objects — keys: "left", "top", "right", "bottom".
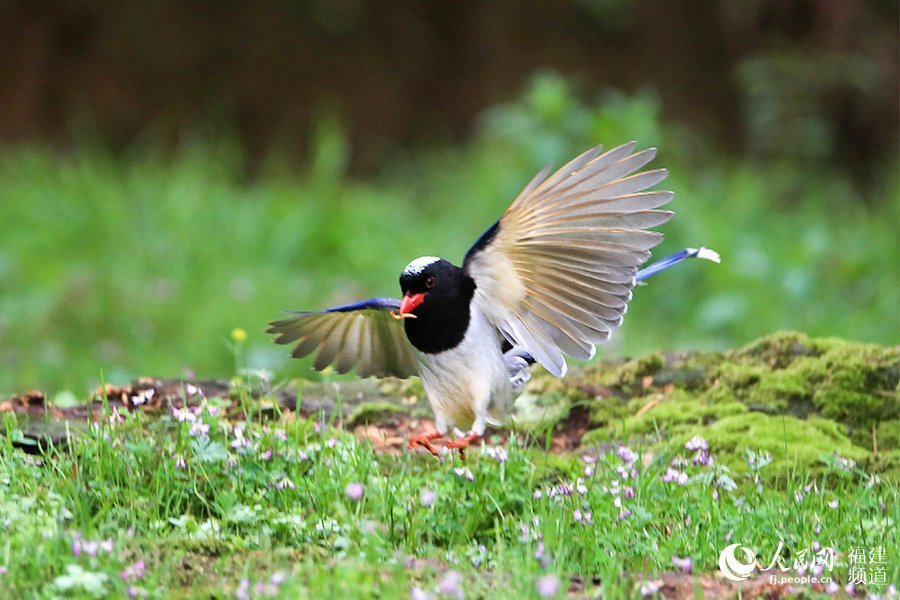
[{"left": 426, "top": 275, "right": 436, "bottom": 289}]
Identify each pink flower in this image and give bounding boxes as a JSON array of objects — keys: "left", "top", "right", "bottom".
[
  {"left": 685, "top": 436, "right": 708, "bottom": 452},
  {"left": 692, "top": 450, "right": 711, "bottom": 466},
  {"left": 345, "top": 482, "right": 365, "bottom": 501},
  {"left": 534, "top": 541, "right": 548, "bottom": 566},
  {"left": 436, "top": 570, "right": 463, "bottom": 598},
  {"left": 624, "top": 486, "right": 635, "bottom": 499},
  {"left": 536, "top": 574, "right": 560, "bottom": 597},
  {"left": 420, "top": 489, "right": 436, "bottom": 507},
  {"left": 236, "top": 577, "right": 250, "bottom": 600},
  {"left": 172, "top": 406, "right": 196, "bottom": 424},
  {"left": 485, "top": 446, "right": 509, "bottom": 462},
  {"left": 640, "top": 581, "right": 661, "bottom": 597},
  {"left": 189, "top": 421, "right": 210, "bottom": 437},
  {"left": 672, "top": 556, "right": 693, "bottom": 573},
  {"left": 174, "top": 455, "right": 187, "bottom": 470},
  {"left": 617, "top": 445, "right": 638, "bottom": 466},
  {"left": 662, "top": 468, "right": 680, "bottom": 483},
  {"left": 108, "top": 407, "right": 125, "bottom": 425},
  {"left": 277, "top": 477, "right": 296, "bottom": 491},
  {"left": 120, "top": 560, "right": 146, "bottom": 580}
]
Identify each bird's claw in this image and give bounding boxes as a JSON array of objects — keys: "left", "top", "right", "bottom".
[
  {"left": 444, "top": 433, "right": 480, "bottom": 460},
  {"left": 407, "top": 432, "right": 442, "bottom": 457}
]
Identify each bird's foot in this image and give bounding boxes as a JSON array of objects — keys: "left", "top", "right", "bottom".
[
  {"left": 445, "top": 433, "right": 480, "bottom": 460},
  {"left": 407, "top": 432, "right": 442, "bottom": 457}
]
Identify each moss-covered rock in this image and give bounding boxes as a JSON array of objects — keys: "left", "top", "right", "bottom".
[{"left": 523, "top": 331, "right": 898, "bottom": 477}]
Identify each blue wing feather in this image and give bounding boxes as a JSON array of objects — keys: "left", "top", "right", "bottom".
[{"left": 325, "top": 297, "right": 400, "bottom": 313}]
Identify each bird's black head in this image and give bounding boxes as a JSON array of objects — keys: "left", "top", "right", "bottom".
[{"left": 398, "top": 256, "right": 476, "bottom": 353}]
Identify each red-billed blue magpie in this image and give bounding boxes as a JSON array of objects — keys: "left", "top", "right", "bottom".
[{"left": 268, "top": 143, "right": 719, "bottom": 456}]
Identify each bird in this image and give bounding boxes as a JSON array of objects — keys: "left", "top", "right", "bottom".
[{"left": 268, "top": 142, "right": 719, "bottom": 457}]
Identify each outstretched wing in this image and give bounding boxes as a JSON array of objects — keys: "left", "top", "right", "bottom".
[
  {"left": 463, "top": 142, "right": 673, "bottom": 377},
  {"left": 268, "top": 298, "right": 418, "bottom": 378}
]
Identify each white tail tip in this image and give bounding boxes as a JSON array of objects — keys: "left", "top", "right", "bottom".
[{"left": 692, "top": 247, "right": 721, "bottom": 264}]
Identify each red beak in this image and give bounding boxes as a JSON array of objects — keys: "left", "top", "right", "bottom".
[{"left": 399, "top": 292, "right": 426, "bottom": 316}]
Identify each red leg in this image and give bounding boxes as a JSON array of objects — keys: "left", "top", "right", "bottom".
[
  {"left": 407, "top": 432, "right": 442, "bottom": 457},
  {"left": 445, "top": 433, "right": 480, "bottom": 460}
]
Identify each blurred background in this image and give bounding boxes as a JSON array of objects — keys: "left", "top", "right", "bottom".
[{"left": 0, "top": 0, "right": 897, "bottom": 397}]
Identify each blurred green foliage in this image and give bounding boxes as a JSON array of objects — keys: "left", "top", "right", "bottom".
[{"left": 1, "top": 74, "right": 897, "bottom": 396}]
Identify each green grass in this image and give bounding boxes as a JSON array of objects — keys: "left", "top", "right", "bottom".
[
  {"left": 1, "top": 380, "right": 897, "bottom": 598},
  {"left": 1, "top": 74, "right": 898, "bottom": 397}
]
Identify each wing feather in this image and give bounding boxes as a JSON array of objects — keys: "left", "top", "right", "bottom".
[
  {"left": 464, "top": 142, "right": 673, "bottom": 376},
  {"left": 268, "top": 298, "right": 417, "bottom": 378}
]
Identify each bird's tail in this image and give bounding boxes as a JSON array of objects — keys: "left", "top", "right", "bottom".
[{"left": 635, "top": 247, "right": 720, "bottom": 282}]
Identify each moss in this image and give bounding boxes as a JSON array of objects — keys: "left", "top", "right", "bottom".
[
  {"left": 624, "top": 389, "right": 748, "bottom": 436},
  {"left": 592, "top": 352, "right": 665, "bottom": 395},
  {"left": 541, "top": 331, "right": 898, "bottom": 476},
  {"left": 858, "top": 450, "right": 900, "bottom": 480},
  {"left": 875, "top": 420, "right": 900, "bottom": 452},
  {"left": 512, "top": 391, "right": 571, "bottom": 430},
  {"left": 700, "top": 412, "right": 867, "bottom": 475},
  {"left": 346, "top": 401, "right": 410, "bottom": 427}
]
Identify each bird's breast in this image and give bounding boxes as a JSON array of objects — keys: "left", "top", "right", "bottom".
[{"left": 413, "top": 307, "right": 511, "bottom": 430}]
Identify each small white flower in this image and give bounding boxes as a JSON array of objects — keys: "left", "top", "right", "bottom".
[{"left": 453, "top": 467, "right": 475, "bottom": 481}]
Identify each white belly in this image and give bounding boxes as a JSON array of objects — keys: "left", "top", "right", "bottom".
[{"left": 414, "top": 307, "right": 512, "bottom": 434}]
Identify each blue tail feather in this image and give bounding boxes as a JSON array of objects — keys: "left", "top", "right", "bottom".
[{"left": 636, "top": 247, "right": 720, "bottom": 282}]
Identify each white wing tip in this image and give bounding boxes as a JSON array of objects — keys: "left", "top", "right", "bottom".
[{"left": 692, "top": 247, "right": 721, "bottom": 264}]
